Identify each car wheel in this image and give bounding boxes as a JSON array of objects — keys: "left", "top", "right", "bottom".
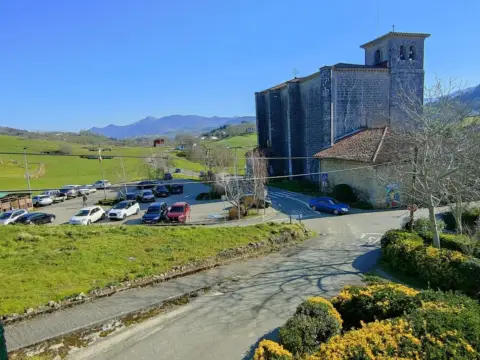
[
  {"left": 123, "top": 214, "right": 127, "bottom": 220},
  {"left": 333, "top": 209, "right": 339, "bottom": 215},
  {"left": 311, "top": 205, "right": 316, "bottom": 211},
  {"left": 135, "top": 208, "right": 139, "bottom": 215},
  {"left": 101, "top": 213, "right": 106, "bottom": 220},
  {"left": 87, "top": 220, "right": 92, "bottom": 225},
  {"left": 50, "top": 217, "right": 55, "bottom": 223}
]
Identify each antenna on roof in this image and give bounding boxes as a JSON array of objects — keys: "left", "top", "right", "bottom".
[
  {"left": 392, "top": 24, "right": 395, "bottom": 33},
  {"left": 292, "top": 68, "right": 299, "bottom": 79}
]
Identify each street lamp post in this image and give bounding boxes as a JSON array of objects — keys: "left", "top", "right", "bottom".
[
  {"left": 98, "top": 148, "right": 107, "bottom": 200},
  {"left": 23, "top": 147, "right": 32, "bottom": 195}
]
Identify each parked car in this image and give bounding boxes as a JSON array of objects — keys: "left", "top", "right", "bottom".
[
  {"left": 41, "top": 190, "right": 60, "bottom": 197},
  {"left": 137, "top": 190, "right": 156, "bottom": 203},
  {"left": 15, "top": 212, "right": 55, "bottom": 225},
  {"left": 85, "top": 185, "right": 97, "bottom": 193},
  {"left": 76, "top": 185, "right": 91, "bottom": 195},
  {"left": 168, "top": 184, "right": 184, "bottom": 194},
  {"left": 0, "top": 209, "right": 28, "bottom": 225},
  {"left": 125, "top": 192, "right": 138, "bottom": 201},
  {"left": 60, "top": 187, "right": 78, "bottom": 199},
  {"left": 32, "top": 195, "right": 54, "bottom": 207},
  {"left": 93, "top": 180, "right": 112, "bottom": 189},
  {"left": 136, "top": 180, "right": 158, "bottom": 190},
  {"left": 163, "top": 173, "right": 173, "bottom": 181},
  {"left": 107, "top": 200, "right": 140, "bottom": 220},
  {"left": 167, "top": 202, "right": 190, "bottom": 223},
  {"left": 240, "top": 194, "right": 272, "bottom": 209},
  {"left": 69, "top": 206, "right": 106, "bottom": 225},
  {"left": 308, "top": 197, "right": 350, "bottom": 215},
  {"left": 153, "top": 185, "right": 169, "bottom": 197},
  {"left": 141, "top": 202, "right": 169, "bottom": 224},
  {"left": 175, "top": 168, "right": 181, "bottom": 173},
  {"left": 51, "top": 193, "right": 66, "bottom": 203}
]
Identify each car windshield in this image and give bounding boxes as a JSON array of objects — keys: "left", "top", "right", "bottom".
[
  {"left": 170, "top": 206, "right": 184, "bottom": 213},
  {"left": 0, "top": 212, "right": 13, "bottom": 220},
  {"left": 75, "top": 210, "right": 90, "bottom": 216},
  {"left": 146, "top": 207, "right": 161, "bottom": 214},
  {"left": 143, "top": 191, "right": 153, "bottom": 196},
  {"left": 113, "top": 202, "right": 129, "bottom": 209},
  {"left": 328, "top": 199, "right": 340, "bottom": 205},
  {"left": 60, "top": 189, "right": 69, "bottom": 194},
  {"left": 156, "top": 186, "right": 167, "bottom": 191}
]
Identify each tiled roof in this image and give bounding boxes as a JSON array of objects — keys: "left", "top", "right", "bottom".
[
  {"left": 314, "top": 128, "right": 391, "bottom": 163},
  {"left": 360, "top": 32, "right": 431, "bottom": 49}
]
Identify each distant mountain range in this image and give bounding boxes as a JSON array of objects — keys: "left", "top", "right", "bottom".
[
  {"left": 89, "top": 115, "right": 256, "bottom": 139},
  {"left": 454, "top": 84, "right": 480, "bottom": 113}
]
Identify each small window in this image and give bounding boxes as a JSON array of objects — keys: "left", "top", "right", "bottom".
[
  {"left": 375, "top": 49, "right": 382, "bottom": 64},
  {"left": 400, "top": 45, "right": 406, "bottom": 60},
  {"left": 409, "top": 46, "right": 416, "bottom": 60}
]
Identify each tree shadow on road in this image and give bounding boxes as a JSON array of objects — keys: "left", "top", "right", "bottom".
[{"left": 241, "top": 328, "right": 281, "bottom": 360}]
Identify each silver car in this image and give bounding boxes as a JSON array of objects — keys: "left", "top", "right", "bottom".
[{"left": 0, "top": 209, "right": 28, "bottom": 225}]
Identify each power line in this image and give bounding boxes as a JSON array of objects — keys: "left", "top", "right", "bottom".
[
  {"left": 0, "top": 161, "right": 395, "bottom": 194},
  {"left": 0, "top": 151, "right": 356, "bottom": 161}
]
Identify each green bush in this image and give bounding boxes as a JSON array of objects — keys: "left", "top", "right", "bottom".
[
  {"left": 420, "top": 232, "right": 479, "bottom": 258},
  {"left": 279, "top": 297, "right": 342, "bottom": 355},
  {"left": 331, "top": 283, "right": 421, "bottom": 330},
  {"left": 381, "top": 230, "right": 480, "bottom": 298},
  {"left": 406, "top": 293, "right": 480, "bottom": 358},
  {"left": 331, "top": 184, "right": 357, "bottom": 203},
  {"left": 195, "top": 192, "right": 222, "bottom": 201},
  {"left": 463, "top": 207, "right": 480, "bottom": 229}
]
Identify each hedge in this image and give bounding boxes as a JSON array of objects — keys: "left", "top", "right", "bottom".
[
  {"left": 381, "top": 230, "right": 480, "bottom": 298},
  {"left": 279, "top": 297, "right": 342, "bottom": 355},
  {"left": 253, "top": 340, "right": 292, "bottom": 360},
  {"left": 331, "top": 283, "right": 420, "bottom": 330},
  {"left": 420, "top": 232, "right": 480, "bottom": 258}
]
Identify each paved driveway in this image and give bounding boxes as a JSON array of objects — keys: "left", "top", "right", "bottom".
[{"left": 67, "top": 207, "right": 410, "bottom": 360}]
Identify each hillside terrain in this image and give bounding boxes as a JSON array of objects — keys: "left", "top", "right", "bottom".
[{"left": 89, "top": 115, "right": 256, "bottom": 139}]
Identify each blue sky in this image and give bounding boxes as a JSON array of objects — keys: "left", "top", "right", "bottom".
[{"left": 1, "top": 0, "right": 479, "bottom": 131}]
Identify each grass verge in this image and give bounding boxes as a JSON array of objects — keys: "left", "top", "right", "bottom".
[{"left": 0, "top": 223, "right": 307, "bottom": 316}]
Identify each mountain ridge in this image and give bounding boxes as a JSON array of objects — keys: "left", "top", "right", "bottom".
[{"left": 89, "top": 115, "right": 256, "bottom": 139}]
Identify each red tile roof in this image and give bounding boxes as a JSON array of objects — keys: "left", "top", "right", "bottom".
[{"left": 314, "top": 128, "right": 391, "bottom": 163}]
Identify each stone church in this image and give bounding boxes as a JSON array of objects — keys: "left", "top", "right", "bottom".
[{"left": 255, "top": 31, "right": 430, "bottom": 187}]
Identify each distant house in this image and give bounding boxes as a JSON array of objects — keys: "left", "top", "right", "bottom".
[
  {"left": 175, "top": 144, "right": 187, "bottom": 151},
  {"left": 246, "top": 127, "right": 255, "bottom": 133},
  {"left": 153, "top": 138, "right": 165, "bottom": 147},
  {"left": 200, "top": 137, "right": 205, "bottom": 140},
  {"left": 210, "top": 136, "right": 218, "bottom": 140}
]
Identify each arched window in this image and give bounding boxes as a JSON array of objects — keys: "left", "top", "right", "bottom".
[
  {"left": 409, "top": 46, "right": 416, "bottom": 60},
  {"left": 400, "top": 45, "right": 406, "bottom": 60},
  {"left": 375, "top": 49, "right": 382, "bottom": 64}
]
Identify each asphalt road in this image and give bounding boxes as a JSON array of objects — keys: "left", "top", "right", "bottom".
[{"left": 67, "top": 205, "right": 413, "bottom": 360}]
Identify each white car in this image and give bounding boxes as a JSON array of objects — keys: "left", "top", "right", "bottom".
[
  {"left": 32, "top": 195, "right": 54, "bottom": 207},
  {"left": 93, "top": 180, "right": 112, "bottom": 189},
  {"left": 108, "top": 200, "right": 140, "bottom": 220},
  {"left": 85, "top": 185, "right": 97, "bottom": 194},
  {"left": 76, "top": 185, "right": 91, "bottom": 195},
  {"left": 0, "top": 209, "right": 28, "bottom": 225},
  {"left": 69, "top": 206, "right": 106, "bottom": 225}
]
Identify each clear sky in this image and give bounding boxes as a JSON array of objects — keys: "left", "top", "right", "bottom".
[{"left": 1, "top": 0, "right": 479, "bottom": 131}]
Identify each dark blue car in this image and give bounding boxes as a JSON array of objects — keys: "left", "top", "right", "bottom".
[
  {"left": 308, "top": 197, "right": 350, "bottom": 215},
  {"left": 141, "top": 202, "right": 169, "bottom": 224}
]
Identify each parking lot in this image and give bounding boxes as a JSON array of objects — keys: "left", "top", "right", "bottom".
[{"left": 31, "top": 180, "right": 236, "bottom": 226}]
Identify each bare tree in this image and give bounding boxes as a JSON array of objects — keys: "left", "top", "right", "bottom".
[
  {"left": 378, "top": 79, "right": 479, "bottom": 248},
  {"left": 245, "top": 148, "right": 268, "bottom": 214},
  {"left": 216, "top": 173, "right": 246, "bottom": 220},
  {"left": 209, "top": 145, "right": 233, "bottom": 174}
]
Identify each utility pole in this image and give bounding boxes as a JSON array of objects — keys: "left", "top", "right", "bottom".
[
  {"left": 229, "top": 146, "right": 243, "bottom": 178},
  {"left": 118, "top": 155, "right": 128, "bottom": 196},
  {"left": 98, "top": 148, "right": 107, "bottom": 200},
  {"left": 23, "top": 147, "right": 31, "bottom": 195}
]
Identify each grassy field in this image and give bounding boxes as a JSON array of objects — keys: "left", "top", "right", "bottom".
[
  {"left": 0, "top": 134, "right": 208, "bottom": 191},
  {"left": 0, "top": 223, "right": 304, "bottom": 315}
]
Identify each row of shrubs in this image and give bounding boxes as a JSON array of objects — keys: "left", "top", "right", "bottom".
[
  {"left": 442, "top": 207, "right": 480, "bottom": 232},
  {"left": 254, "top": 280, "right": 480, "bottom": 359},
  {"left": 381, "top": 230, "right": 480, "bottom": 298}
]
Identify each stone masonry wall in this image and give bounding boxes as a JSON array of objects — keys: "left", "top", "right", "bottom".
[
  {"left": 255, "top": 93, "right": 268, "bottom": 148},
  {"left": 332, "top": 70, "right": 390, "bottom": 140},
  {"left": 287, "top": 82, "right": 304, "bottom": 177},
  {"left": 299, "top": 69, "right": 332, "bottom": 181},
  {"left": 268, "top": 90, "right": 284, "bottom": 176}
]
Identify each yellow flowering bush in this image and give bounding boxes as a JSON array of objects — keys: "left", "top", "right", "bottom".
[
  {"left": 253, "top": 340, "right": 292, "bottom": 360},
  {"left": 308, "top": 319, "right": 423, "bottom": 360},
  {"left": 331, "top": 284, "right": 420, "bottom": 330},
  {"left": 279, "top": 297, "right": 342, "bottom": 355},
  {"left": 381, "top": 230, "right": 480, "bottom": 298}
]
